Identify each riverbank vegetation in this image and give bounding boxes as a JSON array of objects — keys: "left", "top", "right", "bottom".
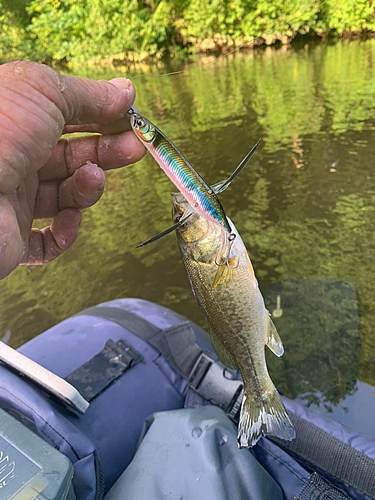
[{"left": 1, "top": 0, "right": 375, "bottom": 68}]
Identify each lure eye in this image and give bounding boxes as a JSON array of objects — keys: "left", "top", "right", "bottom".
[{"left": 133, "top": 115, "right": 154, "bottom": 142}]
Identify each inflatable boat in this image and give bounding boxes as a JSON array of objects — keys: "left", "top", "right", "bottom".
[{"left": 0, "top": 298, "right": 374, "bottom": 500}]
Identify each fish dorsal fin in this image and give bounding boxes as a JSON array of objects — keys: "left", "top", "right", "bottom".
[
  {"left": 209, "top": 329, "right": 238, "bottom": 370},
  {"left": 265, "top": 314, "right": 284, "bottom": 357}
]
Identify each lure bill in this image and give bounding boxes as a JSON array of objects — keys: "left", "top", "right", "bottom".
[
  {"left": 173, "top": 192, "right": 296, "bottom": 448},
  {"left": 129, "top": 109, "right": 260, "bottom": 267}
]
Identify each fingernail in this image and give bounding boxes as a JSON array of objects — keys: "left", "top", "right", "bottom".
[
  {"left": 109, "top": 77, "right": 133, "bottom": 90},
  {"left": 95, "top": 168, "right": 105, "bottom": 193}
]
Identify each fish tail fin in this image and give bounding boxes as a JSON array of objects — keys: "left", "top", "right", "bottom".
[{"left": 237, "top": 387, "right": 296, "bottom": 448}]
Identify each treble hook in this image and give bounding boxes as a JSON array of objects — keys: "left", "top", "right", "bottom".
[
  {"left": 127, "top": 107, "right": 135, "bottom": 115},
  {"left": 215, "top": 233, "right": 238, "bottom": 269}
]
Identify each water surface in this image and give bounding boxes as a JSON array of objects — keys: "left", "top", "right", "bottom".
[{"left": 1, "top": 39, "right": 375, "bottom": 437}]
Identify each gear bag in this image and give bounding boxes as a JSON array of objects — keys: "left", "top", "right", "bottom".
[{"left": 0, "top": 298, "right": 374, "bottom": 500}]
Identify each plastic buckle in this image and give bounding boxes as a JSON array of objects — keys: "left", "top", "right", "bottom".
[{"left": 187, "top": 352, "right": 243, "bottom": 423}]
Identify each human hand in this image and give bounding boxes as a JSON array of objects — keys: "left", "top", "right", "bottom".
[{"left": 0, "top": 61, "right": 146, "bottom": 280}]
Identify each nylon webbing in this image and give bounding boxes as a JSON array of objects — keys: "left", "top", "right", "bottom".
[
  {"left": 297, "top": 473, "right": 351, "bottom": 500},
  {"left": 76, "top": 306, "right": 202, "bottom": 379},
  {"left": 272, "top": 412, "right": 375, "bottom": 499}
]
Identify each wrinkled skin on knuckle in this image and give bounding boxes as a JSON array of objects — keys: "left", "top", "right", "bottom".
[
  {"left": 1, "top": 61, "right": 65, "bottom": 112},
  {"left": 18, "top": 62, "right": 68, "bottom": 116},
  {"left": 0, "top": 62, "right": 66, "bottom": 192},
  {"left": 22, "top": 64, "right": 67, "bottom": 136},
  {"left": 6, "top": 62, "right": 66, "bottom": 137},
  {"left": 0, "top": 141, "right": 30, "bottom": 194},
  {"left": 88, "top": 81, "right": 109, "bottom": 123}
]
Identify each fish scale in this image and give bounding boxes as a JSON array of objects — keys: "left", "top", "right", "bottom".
[
  {"left": 174, "top": 196, "right": 296, "bottom": 448},
  {"left": 184, "top": 244, "right": 268, "bottom": 400}
]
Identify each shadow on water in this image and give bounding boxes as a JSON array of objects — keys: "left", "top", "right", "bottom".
[{"left": 1, "top": 39, "right": 375, "bottom": 435}]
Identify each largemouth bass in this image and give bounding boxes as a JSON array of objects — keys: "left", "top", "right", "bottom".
[
  {"left": 129, "top": 108, "right": 259, "bottom": 267},
  {"left": 173, "top": 192, "right": 296, "bottom": 447}
]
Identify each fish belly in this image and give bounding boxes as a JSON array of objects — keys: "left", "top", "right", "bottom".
[{"left": 183, "top": 254, "right": 295, "bottom": 447}]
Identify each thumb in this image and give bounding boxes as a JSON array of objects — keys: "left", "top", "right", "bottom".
[{"left": 0, "top": 62, "right": 136, "bottom": 194}]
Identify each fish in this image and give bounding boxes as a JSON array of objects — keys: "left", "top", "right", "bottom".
[
  {"left": 173, "top": 192, "right": 296, "bottom": 448},
  {"left": 129, "top": 108, "right": 260, "bottom": 267}
]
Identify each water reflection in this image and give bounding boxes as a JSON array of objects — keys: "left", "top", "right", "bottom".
[
  {"left": 264, "top": 278, "right": 360, "bottom": 407},
  {"left": 1, "top": 39, "right": 375, "bottom": 435},
  {"left": 295, "top": 381, "right": 375, "bottom": 439}
]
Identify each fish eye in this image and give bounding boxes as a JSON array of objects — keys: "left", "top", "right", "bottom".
[
  {"left": 175, "top": 214, "right": 182, "bottom": 223},
  {"left": 136, "top": 118, "right": 145, "bottom": 127}
]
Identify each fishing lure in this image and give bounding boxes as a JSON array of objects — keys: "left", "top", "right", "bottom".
[{"left": 129, "top": 108, "right": 260, "bottom": 268}]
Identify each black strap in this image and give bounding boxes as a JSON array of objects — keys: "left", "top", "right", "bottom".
[
  {"left": 297, "top": 473, "right": 351, "bottom": 500},
  {"left": 77, "top": 305, "right": 375, "bottom": 500},
  {"left": 272, "top": 412, "right": 375, "bottom": 499}
]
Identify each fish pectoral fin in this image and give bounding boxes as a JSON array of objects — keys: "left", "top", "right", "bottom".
[
  {"left": 265, "top": 315, "right": 284, "bottom": 357},
  {"left": 212, "top": 139, "right": 261, "bottom": 195},
  {"left": 136, "top": 211, "right": 193, "bottom": 248},
  {"left": 212, "top": 263, "right": 236, "bottom": 289},
  {"left": 209, "top": 329, "right": 238, "bottom": 370}
]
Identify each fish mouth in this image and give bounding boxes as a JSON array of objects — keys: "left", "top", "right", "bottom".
[
  {"left": 172, "top": 193, "right": 214, "bottom": 245},
  {"left": 171, "top": 191, "right": 187, "bottom": 203},
  {"left": 172, "top": 192, "right": 188, "bottom": 223}
]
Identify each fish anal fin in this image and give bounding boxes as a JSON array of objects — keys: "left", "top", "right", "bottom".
[
  {"left": 210, "top": 330, "right": 238, "bottom": 370},
  {"left": 265, "top": 315, "right": 284, "bottom": 357}
]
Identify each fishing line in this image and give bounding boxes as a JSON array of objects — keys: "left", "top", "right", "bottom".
[{"left": 131, "top": 0, "right": 330, "bottom": 79}]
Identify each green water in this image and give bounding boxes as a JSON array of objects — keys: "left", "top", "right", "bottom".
[{"left": 1, "top": 39, "right": 375, "bottom": 435}]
